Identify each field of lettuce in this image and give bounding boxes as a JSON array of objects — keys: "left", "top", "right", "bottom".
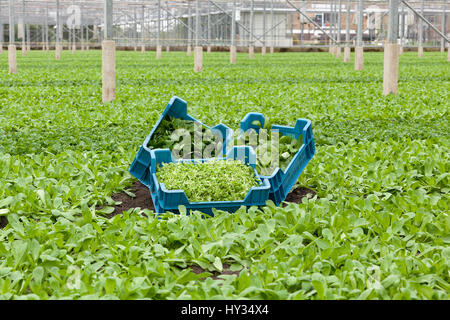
[{"left": 0, "top": 50, "right": 449, "bottom": 299}]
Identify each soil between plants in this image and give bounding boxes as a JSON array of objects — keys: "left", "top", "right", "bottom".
[
  {"left": 189, "top": 264, "right": 241, "bottom": 280},
  {"left": 105, "top": 181, "right": 316, "bottom": 216},
  {"left": 105, "top": 181, "right": 155, "bottom": 219},
  {"left": 0, "top": 216, "right": 8, "bottom": 229},
  {"left": 282, "top": 187, "right": 317, "bottom": 207}
]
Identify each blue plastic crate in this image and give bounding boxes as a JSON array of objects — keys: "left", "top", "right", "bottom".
[
  {"left": 239, "top": 112, "right": 315, "bottom": 206},
  {"left": 129, "top": 96, "right": 233, "bottom": 187},
  {"left": 146, "top": 146, "right": 270, "bottom": 216}
]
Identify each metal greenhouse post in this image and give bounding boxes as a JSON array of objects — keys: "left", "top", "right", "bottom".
[
  {"left": 8, "top": 0, "right": 17, "bottom": 73},
  {"left": 441, "top": 4, "right": 446, "bottom": 53},
  {"left": 56, "top": 0, "right": 61, "bottom": 59},
  {"left": 71, "top": 0, "right": 76, "bottom": 54},
  {"left": 156, "top": 0, "right": 162, "bottom": 59},
  {"left": 330, "top": 0, "right": 334, "bottom": 54},
  {"left": 355, "top": 0, "right": 364, "bottom": 70},
  {"left": 166, "top": 1, "right": 170, "bottom": 52},
  {"left": 249, "top": 0, "right": 254, "bottom": 58},
  {"left": 270, "top": 0, "right": 274, "bottom": 53},
  {"left": 80, "top": 12, "right": 84, "bottom": 51},
  {"left": 21, "top": 0, "right": 26, "bottom": 56},
  {"left": 45, "top": 4, "right": 49, "bottom": 51},
  {"left": 336, "top": 0, "right": 342, "bottom": 57},
  {"left": 383, "top": 0, "right": 399, "bottom": 95},
  {"left": 166, "top": 1, "right": 171, "bottom": 52},
  {"left": 207, "top": 0, "right": 211, "bottom": 53},
  {"left": 230, "top": 0, "right": 236, "bottom": 64},
  {"left": 68, "top": 22, "right": 71, "bottom": 51},
  {"left": 132, "top": 6, "right": 137, "bottom": 51},
  {"left": 26, "top": 18, "right": 30, "bottom": 51},
  {"left": 42, "top": 23, "right": 45, "bottom": 51},
  {"left": 344, "top": 0, "right": 351, "bottom": 62},
  {"left": 102, "top": 0, "right": 115, "bottom": 102},
  {"left": 187, "top": 0, "right": 192, "bottom": 55},
  {"left": 399, "top": 3, "right": 404, "bottom": 54},
  {"left": 418, "top": 0, "right": 423, "bottom": 57},
  {"left": 141, "top": 4, "right": 145, "bottom": 53},
  {"left": 86, "top": 24, "right": 89, "bottom": 50},
  {"left": 262, "top": 0, "right": 266, "bottom": 55},
  {"left": 194, "top": 0, "right": 202, "bottom": 72},
  {"left": 0, "top": 1, "right": 3, "bottom": 54},
  {"left": 132, "top": 14, "right": 135, "bottom": 49}
]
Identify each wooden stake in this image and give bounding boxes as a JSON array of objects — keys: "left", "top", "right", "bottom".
[
  {"left": 187, "top": 45, "right": 192, "bottom": 56},
  {"left": 207, "top": 46, "right": 211, "bottom": 53},
  {"left": 261, "top": 46, "right": 266, "bottom": 55},
  {"left": 249, "top": 46, "right": 254, "bottom": 59},
  {"left": 102, "top": 40, "right": 116, "bottom": 102},
  {"left": 343, "top": 46, "right": 351, "bottom": 63},
  {"left": 194, "top": 46, "right": 203, "bottom": 72},
  {"left": 0, "top": 43, "right": 3, "bottom": 54},
  {"left": 336, "top": 46, "right": 342, "bottom": 58},
  {"left": 166, "top": 46, "right": 170, "bottom": 52},
  {"left": 156, "top": 45, "right": 162, "bottom": 59},
  {"left": 8, "top": 44, "right": 17, "bottom": 74},
  {"left": 383, "top": 42, "right": 399, "bottom": 96},
  {"left": 141, "top": 45, "right": 145, "bottom": 53},
  {"left": 270, "top": 46, "right": 274, "bottom": 54},
  {"left": 354, "top": 46, "right": 364, "bottom": 70},
  {"left": 230, "top": 45, "right": 236, "bottom": 64},
  {"left": 55, "top": 44, "right": 61, "bottom": 60},
  {"left": 418, "top": 46, "right": 423, "bottom": 58}
]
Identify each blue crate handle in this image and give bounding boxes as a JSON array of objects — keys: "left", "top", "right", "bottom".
[
  {"left": 240, "top": 112, "right": 266, "bottom": 134},
  {"left": 241, "top": 112, "right": 313, "bottom": 144}
]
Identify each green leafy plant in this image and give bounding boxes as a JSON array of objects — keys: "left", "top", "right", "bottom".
[
  {"left": 0, "top": 51, "right": 448, "bottom": 300},
  {"left": 156, "top": 160, "right": 261, "bottom": 202}
]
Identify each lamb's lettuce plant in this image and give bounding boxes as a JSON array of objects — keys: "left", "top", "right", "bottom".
[{"left": 156, "top": 160, "right": 262, "bottom": 202}]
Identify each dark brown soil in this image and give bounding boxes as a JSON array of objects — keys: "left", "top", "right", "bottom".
[
  {"left": 0, "top": 216, "right": 7, "bottom": 229},
  {"left": 104, "top": 181, "right": 155, "bottom": 218},
  {"left": 103, "top": 182, "right": 316, "bottom": 217},
  {"left": 190, "top": 264, "right": 242, "bottom": 280},
  {"left": 282, "top": 187, "right": 317, "bottom": 206}
]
